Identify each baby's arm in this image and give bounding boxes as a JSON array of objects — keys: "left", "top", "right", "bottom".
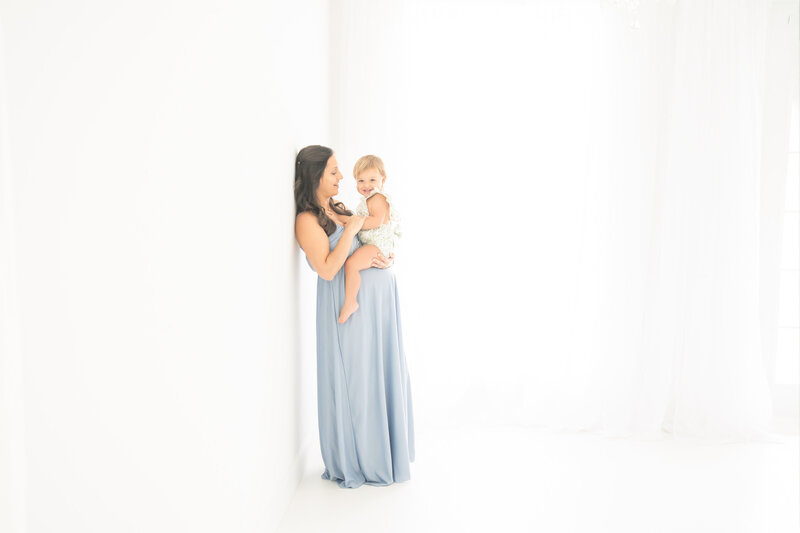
[{"left": 360, "top": 193, "right": 390, "bottom": 230}]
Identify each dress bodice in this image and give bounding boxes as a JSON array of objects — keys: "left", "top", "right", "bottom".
[{"left": 304, "top": 224, "right": 362, "bottom": 274}]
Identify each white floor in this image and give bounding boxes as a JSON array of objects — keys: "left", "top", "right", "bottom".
[{"left": 276, "top": 423, "right": 799, "bottom": 533}]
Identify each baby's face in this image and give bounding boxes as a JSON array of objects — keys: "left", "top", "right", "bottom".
[{"left": 355, "top": 167, "right": 386, "bottom": 197}]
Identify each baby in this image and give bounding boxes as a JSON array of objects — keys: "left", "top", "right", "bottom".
[{"left": 338, "top": 155, "right": 402, "bottom": 324}]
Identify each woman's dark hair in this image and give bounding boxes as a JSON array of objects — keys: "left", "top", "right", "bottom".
[{"left": 294, "top": 145, "right": 352, "bottom": 236}]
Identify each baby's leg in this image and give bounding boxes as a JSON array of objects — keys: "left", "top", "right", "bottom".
[{"left": 338, "top": 244, "right": 380, "bottom": 324}]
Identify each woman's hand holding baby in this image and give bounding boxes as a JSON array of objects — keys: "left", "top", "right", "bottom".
[
  {"left": 372, "top": 252, "right": 394, "bottom": 269},
  {"left": 344, "top": 215, "right": 366, "bottom": 236}
]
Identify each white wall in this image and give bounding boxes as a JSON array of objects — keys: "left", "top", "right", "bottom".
[
  {"left": 0, "top": 13, "right": 27, "bottom": 532},
  {"left": 0, "top": 1, "right": 328, "bottom": 531}
]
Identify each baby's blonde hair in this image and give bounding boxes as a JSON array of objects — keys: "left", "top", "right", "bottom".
[{"left": 353, "top": 154, "right": 386, "bottom": 179}]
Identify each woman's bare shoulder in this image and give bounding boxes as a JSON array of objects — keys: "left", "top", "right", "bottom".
[
  {"left": 295, "top": 211, "right": 323, "bottom": 236},
  {"left": 296, "top": 211, "right": 318, "bottom": 225}
]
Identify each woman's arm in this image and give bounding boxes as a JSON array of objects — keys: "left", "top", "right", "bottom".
[
  {"left": 360, "top": 194, "right": 390, "bottom": 230},
  {"left": 295, "top": 212, "right": 362, "bottom": 281}
]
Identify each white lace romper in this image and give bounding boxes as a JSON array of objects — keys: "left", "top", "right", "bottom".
[{"left": 354, "top": 189, "right": 402, "bottom": 257}]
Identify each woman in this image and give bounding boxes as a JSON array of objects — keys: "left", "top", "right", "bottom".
[{"left": 294, "top": 145, "right": 415, "bottom": 488}]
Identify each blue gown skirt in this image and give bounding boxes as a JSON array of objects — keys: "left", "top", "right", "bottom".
[{"left": 305, "top": 224, "right": 415, "bottom": 488}]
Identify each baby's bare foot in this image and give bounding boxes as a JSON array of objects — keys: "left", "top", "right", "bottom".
[{"left": 338, "top": 301, "right": 359, "bottom": 323}]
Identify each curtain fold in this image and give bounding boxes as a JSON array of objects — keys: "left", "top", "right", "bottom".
[{"left": 644, "top": 0, "right": 773, "bottom": 441}]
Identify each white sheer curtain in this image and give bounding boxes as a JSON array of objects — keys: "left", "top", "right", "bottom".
[
  {"left": 330, "top": 0, "right": 787, "bottom": 442},
  {"left": 636, "top": 0, "right": 773, "bottom": 440}
]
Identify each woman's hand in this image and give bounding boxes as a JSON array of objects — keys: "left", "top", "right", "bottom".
[
  {"left": 344, "top": 215, "right": 366, "bottom": 235},
  {"left": 372, "top": 251, "right": 395, "bottom": 269}
]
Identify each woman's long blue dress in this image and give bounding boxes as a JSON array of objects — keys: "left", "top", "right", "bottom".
[{"left": 305, "top": 223, "right": 415, "bottom": 488}]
